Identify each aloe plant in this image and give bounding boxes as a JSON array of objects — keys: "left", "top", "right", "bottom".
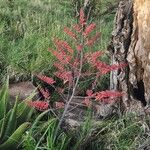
[{"left": 0, "top": 77, "right": 34, "bottom": 150}]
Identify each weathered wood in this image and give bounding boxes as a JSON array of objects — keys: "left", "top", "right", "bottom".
[
  {"left": 128, "top": 0, "right": 150, "bottom": 106},
  {"left": 108, "top": 0, "right": 133, "bottom": 109},
  {"left": 108, "top": 0, "right": 150, "bottom": 114}
]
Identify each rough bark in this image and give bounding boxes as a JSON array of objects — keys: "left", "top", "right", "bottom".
[{"left": 108, "top": 0, "right": 150, "bottom": 114}]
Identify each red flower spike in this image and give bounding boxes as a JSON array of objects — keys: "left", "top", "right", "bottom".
[
  {"left": 95, "top": 90, "right": 123, "bottom": 101},
  {"left": 54, "top": 39, "right": 66, "bottom": 53},
  {"left": 54, "top": 71, "right": 73, "bottom": 84},
  {"left": 61, "top": 41, "right": 74, "bottom": 54},
  {"left": 95, "top": 62, "right": 128, "bottom": 75},
  {"left": 91, "top": 51, "right": 103, "bottom": 62},
  {"left": 94, "top": 61, "right": 110, "bottom": 74},
  {"left": 79, "top": 8, "right": 86, "bottom": 26},
  {"left": 27, "top": 100, "right": 49, "bottom": 111},
  {"left": 110, "top": 63, "right": 128, "bottom": 71},
  {"left": 52, "top": 50, "right": 71, "bottom": 64},
  {"left": 86, "top": 33, "right": 101, "bottom": 46},
  {"left": 39, "top": 87, "right": 50, "bottom": 99},
  {"left": 37, "top": 75, "right": 55, "bottom": 85},
  {"left": 54, "top": 39, "right": 74, "bottom": 55},
  {"left": 73, "top": 24, "right": 81, "bottom": 33},
  {"left": 53, "top": 62, "right": 64, "bottom": 71},
  {"left": 55, "top": 102, "right": 65, "bottom": 109},
  {"left": 83, "top": 23, "right": 96, "bottom": 37},
  {"left": 85, "top": 51, "right": 103, "bottom": 65},
  {"left": 64, "top": 27, "right": 77, "bottom": 40},
  {"left": 96, "top": 61, "right": 109, "bottom": 69},
  {"left": 100, "top": 67, "right": 112, "bottom": 75}
]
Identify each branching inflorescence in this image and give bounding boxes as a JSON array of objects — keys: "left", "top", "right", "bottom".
[{"left": 27, "top": 8, "right": 127, "bottom": 115}]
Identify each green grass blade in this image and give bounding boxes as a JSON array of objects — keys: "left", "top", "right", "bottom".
[
  {"left": 0, "top": 77, "right": 9, "bottom": 120},
  {"left": 0, "top": 110, "right": 11, "bottom": 140}
]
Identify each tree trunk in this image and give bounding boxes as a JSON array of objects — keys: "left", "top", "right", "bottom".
[{"left": 108, "top": 0, "right": 150, "bottom": 114}]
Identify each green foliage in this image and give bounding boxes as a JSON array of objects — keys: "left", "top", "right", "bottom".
[
  {"left": 23, "top": 110, "right": 70, "bottom": 150},
  {"left": 0, "top": 77, "right": 33, "bottom": 150},
  {"left": 0, "top": 0, "right": 74, "bottom": 76},
  {"left": 0, "top": 122, "right": 31, "bottom": 150},
  {"left": 0, "top": 0, "right": 115, "bottom": 80},
  {"left": 22, "top": 110, "right": 149, "bottom": 150},
  {"left": 88, "top": 114, "right": 150, "bottom": 150}
]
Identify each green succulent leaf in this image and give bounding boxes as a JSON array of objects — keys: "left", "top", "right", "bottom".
[
  {"left": 16, "top": 92, "right": 36, "bottom": 124},
  {"left": 2, "top": 96, "right": 19, "bottom": 141},
  {"left": 0, "top": 110, "right": 11, "bottom": 140},
  {"left": 0, "top": 122, "right": 31, "bottom": 150}
]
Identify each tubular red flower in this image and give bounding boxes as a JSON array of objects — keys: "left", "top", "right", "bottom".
[
  {"left": 54, "top": 39, "right": 65, "bottom": 53},
  {"left": 91, "top": 51, "right": 103, "bottom": 62},
  {"left": 86, "top": 33, "right": 101, "bottom": 46},
  {"left": 79, "top": 8, "right": 86, "bottom": 26},
  {"left": 110, "top": 63, "right": 128, "bottom": 70},
  {"left": 95, "top": 90, "right": 123, "bottom": 101},
  {"left": 39, "top": 87, "right": 50, "bottom": 99},
  {"left": 73, "top": 24, "right": 81, "bottom": 33},
  {"left": 52, "top": 50, "right": 71, "bottom": 64},
  {"left": 64, "top": 27, "right": 77, "bottom": 40},
  {"left": 53, "top": 62, "right": 64, "bottom": 71},
  {"left": 27, "top": 100, "right": 49, "bottom": 111},
  {"left": 85, "top": 51, "right": 103, "bottom": 64},
  {"left": 54, "top": 39, "right": 71, "bottom": 53},
  {"left": 61, "top": 40, "right": 74, "bottom": 54},
  {"left": 54, "top": 71, "right": 73, "bottom": 84},
  {"left": 37, "top": 75, "right": 55, "bottom": 85},
  {"left": 83, "top": 23, "right": 96, "bottom": 37},
  {"left": 95, "top": 62, "right": 128, "bottom": 75}
]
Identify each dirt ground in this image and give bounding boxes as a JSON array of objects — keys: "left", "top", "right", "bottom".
[{"left": 9, "top": 81, "right": 36, "bottom": 101}]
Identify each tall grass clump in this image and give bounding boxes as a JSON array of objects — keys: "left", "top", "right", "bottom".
[{"left": 0, "top": 0, "right": 116, "bottom": 81}]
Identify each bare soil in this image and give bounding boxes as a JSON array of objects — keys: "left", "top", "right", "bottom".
[{"left": 9, "top": 81, "right": 36, "bottom": 101}]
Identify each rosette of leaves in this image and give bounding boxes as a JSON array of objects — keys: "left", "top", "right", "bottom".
[{"left": 0, "top": 77, "right": 33, "bottom": 150}]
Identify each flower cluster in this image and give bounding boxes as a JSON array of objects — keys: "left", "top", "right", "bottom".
[
  {"left": 27, "top": 101, "right": 49, "bottom": 111},
  {"left": 28, "top": 8, "right": 127, "bottom": 111},
  {"left": 39, "top": 87, "right": 50, "bottom": 99},
  {"left": 37, "top": 75, "right": 55, "bottom": 85}
]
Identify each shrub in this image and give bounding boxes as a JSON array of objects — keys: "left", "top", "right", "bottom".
[{"left": 28, "top": 8, "right": 127, "bottom": 138}]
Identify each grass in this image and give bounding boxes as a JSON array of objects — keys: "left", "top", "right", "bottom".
[
  {"left": 0, "top": 0, "right": 116, "bottom": 81},
  {"left": 0, "top": 77, "right": 149, "bottom": 150},
  {"left": 22, "top": 111, "right": 150, "bottom": 150}
]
